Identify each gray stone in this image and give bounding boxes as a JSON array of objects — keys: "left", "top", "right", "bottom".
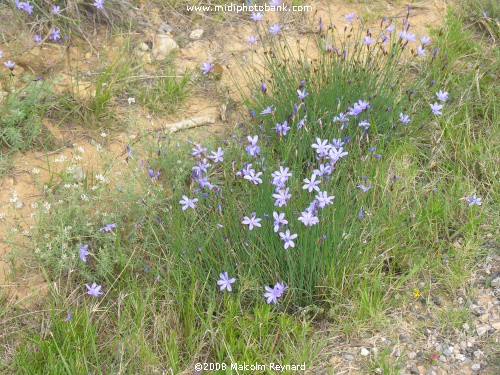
[
  {"left": 189, "top": 29, "right": 204, "bottom": 40},
  {"left": 344, "top": 354, "right": 354, "bottom": 361},
  {"left": 471, "top": 363, "right": 481, "bottom": 371},
  {"left": 152, "top": 34, "right": 179, "bottom": 61}
]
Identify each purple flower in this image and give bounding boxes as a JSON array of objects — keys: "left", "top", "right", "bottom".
[
  {"left": 64, "top": 313, "right": 73, "bottom": 322},
  {"left": 279, "top": 230, "right": 298, "bottom": 249},
  {"left": 251, "top": 12, "right": 264, "bottom": 21},
  {"left": 358, "top": 120, "right": 370, "bottom": 130},
  {"left": 332, "top": 112, "right": 349, "bottom": 125},
  {"left": 358, "top": 208, "right": 364, "bottom": 220},
  {"left": 208, "top": 147, "right": 224, "bottom": 162},
  {"left": 273, "top": 211, "right": 288, "bottom": 232},
  {"left": 246, "top": 35, "right": 258, "bottom": 44},
  {"left": 399, "top": 113, "right": 410, "bottom": 124},
  {"left": 34, "top": 34, "right": 42, "bottom": 43},
  {"left": 315, "top": 191, "right": 335, "bottom": 208},
  {"left": 298, "top": 211, "right": 319, "bottom": 226},
  {"left": 274, "top": 121, "right": 290, "bottom": 136},
  {"left": 436, "top": 89, "right": 448, "bottom": 102},
  {"left": 420, "top": 35, "right": 431, "bottom": 45},
  {"left": 399, "top": 30, "right": 416, "bottom": 43},
  {"left": 179, "top": 195, "right": 198, "bottom": 210},
  {"left": 272, "top": 187, "right": 292, "bottom": 207},
  {"left": 85, "top": 282, "right": 103, "bottom": 297},
  {"left": 271, "top": 166, "right": 292, "bottom": 186},
  {"left": 274, "top": 282, "right": 288, "bottom": 297},
  {"left": 313, "top": 163, "right": 333, "bottom": 177},
  {"left": 99, "top": 223, "right": 117, "bottom": 232},
  {"left": 363, "top": 36, "right": 376, "bottom": 46},
  {"left": 268, "top": 0, "right": 281, "bottom": 6},
  {"left": 245, "top": 135, "right": 260, "bottom": 157},
  {"left": 357, "top": 184, "right": 372, "bottom": 193},
  {"left": 430, "top": 102, "right": 443, "bottom": 115},
  {"left": 387, "top": 25, "right": 396, "bottom": 33},
  {"left": 18, "top": 1, "right": 34, "bottom": 14},
  {"left": 302, "top": 174, "right": 320, "bottom": 192},
  {"left": 217, "top": 272, "right": 236, "bottom": 292},
  {"left": 52, "top": 5, "right": 61, "bottom": 14},
  {"left": 297, "top": 89, "right": 308, "bottom": 100},
  {"left": 328, "top": 147, "right": 348, "bottom": 163},
  {"left": 242, "top": 213, "right": 262, "bottom": 230},
  {"left": 312, "top": 138, "right": 331, "bottom": 157},
  {"left": 201, "top": 61, "right": 214, "bottom": 74},
  {"left": 93, "top": 0, "right": 105, "bottom": 10},
  {"left": 261, "top": 105, "right": 276, "bottom": 115},
  {"left": 0, "top": 50, "right": 2, "bottom": 59},
  {"left": 4, "top": 61, "right": 15, "bottom": 70},
  {"left": 466, "top": 195, "right": 482, "bottom": 206},
  {"left": 269, "top": 24, "right": 282, "bottom": 36},
  {"left": 49, "top": 27, "right": 61, "bottom": 41},
  {"left": 417, "top": 45, "right": 426, "bottom": 56},
  {"left": 344, "top": 13, "right": 356, "bottom": 21},
  {"left": 244, "top": 170, "right": 263, "bottom": 184},
  {"left": 79, "top": 244, "right": 90, "bottom": 262},
  {"left": 264, "top": 285, "right": 280, "bottom": 304},
  {"left": 260, "top": 81, "right": 266, "bottom": 92}
]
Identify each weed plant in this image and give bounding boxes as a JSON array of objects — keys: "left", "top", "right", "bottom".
[{"left": 1, "top": 6, "right": 498, "bottom": 374}]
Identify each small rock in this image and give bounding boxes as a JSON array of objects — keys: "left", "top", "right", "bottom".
[
  {"left": 491, "top": 320, "right": 500, "bottom": 330},
  {"left": 410, "top": 365, "right": 420, "bottom": 374},
  {"left": 443, "top": 347, "right": 453, "bottom": 357},
  {"left": 476, "top": 325, "right": 492, "bottom": 336},
  {"left": 344, "top": 354, "right": 354, "bottom": 361},
  {"left": 360, "top": 348, "right": 370, "bottom": 356},
  {"left": 152, "top": 34, "right": 179, "bottom": 61},
  {"left": 189, "top": 29, "right": 204, "bottom": 39},
  {"left": 139, "top": 42, "right": 149, "bottom": 51},
  {"left": 431, "top": 295, "right": 442, "bottom": 306},
  {"left": 471, "top": 363, "right": 480, "bottom": 371},
  {"left": 478, "top": 313, "right": 490, "bottom": 323},
  {"left": 399, "top": 334, "right": 410, "bottom": 342},
  {"left": 408, "top": 351, "right": 417, "bottom": 359},
  {"left": 472, "top": 306, "right": 486, "bottom": 316},
  {"left": 462, "top": 323, "right": 470, "bottom": 331},
  {"left": 490, "top": 277, "right": 500, "bottom": 288}
]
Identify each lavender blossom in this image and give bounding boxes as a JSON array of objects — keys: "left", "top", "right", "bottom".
[
  {"left": 179, "top": 195, "right": 198, "bottom": 210},
  {"left": 242, "top": 213, "right": 262, "bottom": 230},
  {"left": 93, "top": 0, "right": 105, "bottom": 10},
  {"left": 430, "top": 102, "right": 443, "bottom": 115},
  {"left": 436, "top": 89, "right": 449, "bottom": 102},
  {"left": 297, "top": 89, "right": 308, "bottom": 100},
  {"left": 269, "top": 24, "right": 282, "bottom": 36},
  {"left": 201, "top": 62, "right": 214, "bottom": 74},
  {"left": 466, "top": 195, "right": 482, "bottom": 206},
  {"left": 85, "top": 282, "right": 103, "bottom": 297},
  {"left": 272, "top": 187, "right": 292, "bottom": 207},
  {"left": 99, "top": 223, "right": 117, "bottom": 232},
  {"left": 279, "top": 230, "right": 298, "bottom": 249},
  {"left": 273, "top": 212, "right": 288, "bottom": 233},
  {"left": 302, "top": 174, "right": 321, "bottom": 192},
  {"left": 315, "top": 191, "right": 335, "bottom": 208},
  {"left": 217, "top": 272, "right": 236, "bottom": 292},
  {"left": 261, "top": 105, "right": 276, "bottom": 115},
  {"left": 251, "top": 12, "right": 264, "bottom": 21},
  {"left": 298, "top": 210, "right": 319, "bottom": 226},
  {"left": 399, "top": 113, "right": 411, "bottom": 124},
  {"left": 79, "top": 244, "right": 90, "bottom": 262},
  {"left": 344, "top": 13, "right": 356, "bottom": 21}
]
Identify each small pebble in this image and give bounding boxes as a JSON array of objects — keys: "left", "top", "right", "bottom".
[
  {"left": 471, "top": 363, "right": 481, "bottom": 371},
  {"left": 344, "top": 354, "right": 354, "bottom": 361},
  {"left": 360, "top": 348, "right": 370, "bottom": 356}
]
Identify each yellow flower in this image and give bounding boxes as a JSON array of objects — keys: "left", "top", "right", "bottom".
[{"left": 413, "top": 289, "right": 421, "bottom": 298}]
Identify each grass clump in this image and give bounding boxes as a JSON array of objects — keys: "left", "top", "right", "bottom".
[{"left": 1, "top": 6, "right": 498, "bottom": 374}]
